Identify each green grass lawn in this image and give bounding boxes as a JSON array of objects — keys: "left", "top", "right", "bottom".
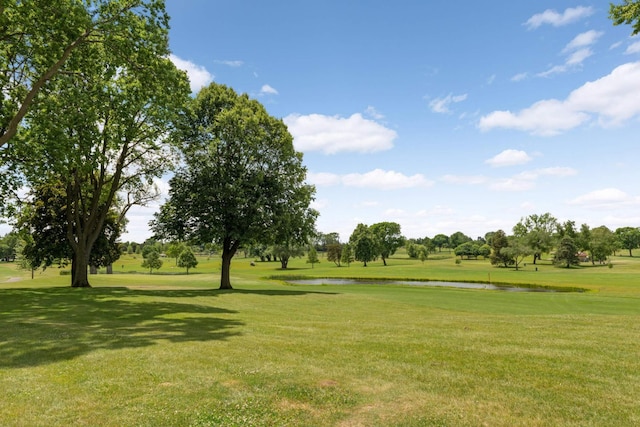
[{"left": 1, "top": 252, "right": 639, "bottom": 426}]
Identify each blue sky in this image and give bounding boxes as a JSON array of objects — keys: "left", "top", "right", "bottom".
[{"left": 123, "top": 1, "right": 640, "bottom": 242}]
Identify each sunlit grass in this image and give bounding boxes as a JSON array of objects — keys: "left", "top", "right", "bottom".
[{"left": 0, "top": 251, "right": 639, "bottom": 425}]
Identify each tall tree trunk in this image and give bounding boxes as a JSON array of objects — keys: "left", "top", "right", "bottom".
[
  {"left": 280, "top": 256, "right": 289, "bottom": 269},
  {"left": 382, "top": 256, "right": 387, "bottom": 266},
  {"left": 106, "top": 264, "right": 113, "bottom": 274},
  {"left": 71, "top": 249, "right": 91, "bottom": 288},
  {"left": 219, "top": 237, "right": 238, "bottom": 290},
  {"left": 220, "top": 250, "right": 233, "bottom": 290}
]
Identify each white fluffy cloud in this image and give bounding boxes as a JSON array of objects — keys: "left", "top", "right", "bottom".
[
  {"left": 169, "top": 54, "right": 213, "bottom": 93},
  {"left": 428, "top": 93, "right": 468, "bottom": 114},
  {"left": 307, "top": 169, "right": 432, "bottom": 190},
  {"left": 485, "top": 149, "right": 532, "bottom": 167},
  {"left": 284, "top": 113, "right": 397, "bottom": 154},
  {"left": 524, "top": 6, "right": 594, "bottom": 29},
  {"left": 479, "top": 61, "right": 640, "bottom": 135}
]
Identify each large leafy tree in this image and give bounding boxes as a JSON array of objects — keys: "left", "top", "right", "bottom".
[
  {"left": 0, "top": 0, "right": 171, "bottom": 205},
  {"left": 326, "top": 243, "right": 342, "bottom": 266},
  {"left": 16, "top": 1, "right": 189, "bottom": 287},
  {"left": 513, "top": 213, "right": 557, "bottom": 264},
  {"left": 349, "top": 223, "right": 378, "bottom": 267},
  {"left": 500, "top": 236, "right": 532, "bottom": 271},
  {"left": 370, "top": 222, "right": 403, "bottom": 266},
  {"left": 17, "top": 179, "right": 124, "bottom": 273},
  {"left": 615, "top": 227, "right": 640, "bottom": 257},
  {"left": 152, "top": 83, "right": 316, "bottom": 289},
  {"left": 432, "top": 234, "right": 449, "bottom": 252},
  {"left": 553, "top": 237, "right": 580, "bottom": 268},
  {"left": 489, "top": 229, "right": 513, "bottom": 267},
  {"left": 449, "top": 231, "right": 471, "bottom": 249},
  {"left": 589, "top": 226, "right": 618, "bottom": 264}
]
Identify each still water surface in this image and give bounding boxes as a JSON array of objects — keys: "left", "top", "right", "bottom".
[{"left": 286, "top": 278, "right": 560, "bottom": 292}]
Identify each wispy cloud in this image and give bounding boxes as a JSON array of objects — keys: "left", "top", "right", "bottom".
[
  {"left": 511, "top": 72, "right": 528, "bottom": 82},
  {"left": 538, "top": 30, "right": 603, "bottom": 77},
  {"left": 568, "top": 188, "right": 640, "bottom": 209},
  {"left": 479, "top": 61, "right": 640, "bottom": 135},
  {"left": 260, "top": 84, "right": 278, "bottom": 95},
  {"left": 485, "top": 149, "right": 532, "bottom": 167},
  {"left": 524, "top": 6, "right": 594, "bottom": 30},
  {"left": 442, "top": 167, "right": 576, "bottom": 192},
  {"left": 284, "top": 113, "right": 397, "bottom": 154},
  {"left": 364, "top": 106, "right": 385, "bottom": 120},
  {"left": 428, "top": 93, "right": 468, "bottom": 114},
  {"left": 626, "top": 40, "right": 640, "bottom": 54},
  {"left": 307, "top": 169, "right": 433, "bottom": 190},
  {"left": 169, "top": 54, "right": 213, "bottom": 93},
  {"left": 215, "top": 59, "right": 244, "bottom": 67}
]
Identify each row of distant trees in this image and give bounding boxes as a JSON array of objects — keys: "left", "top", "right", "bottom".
[{"left": 308, "top": 213, "right": 640, "bottom": 269}]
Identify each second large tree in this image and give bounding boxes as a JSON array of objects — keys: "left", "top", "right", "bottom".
[{"left": 153, "top": 83, "right": 316, "bottom": 289}]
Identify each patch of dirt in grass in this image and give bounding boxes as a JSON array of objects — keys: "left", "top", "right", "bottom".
[{"left": 318, "top": 379, "right": 339, "bottom": 388}]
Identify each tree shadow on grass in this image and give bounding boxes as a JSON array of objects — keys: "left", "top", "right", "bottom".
[
  {"left": 0, "top": 286, "right": 339, "bottom": 369},
  {"left": 0, "top": 287, "right": 245, "bottom": 369}
]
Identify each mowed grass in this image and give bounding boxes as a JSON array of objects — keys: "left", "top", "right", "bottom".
[{"left": 0, "top": 252, "right": 639, "bottom": 426}]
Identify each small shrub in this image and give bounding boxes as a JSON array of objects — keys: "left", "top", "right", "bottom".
[
  {"left": 455, "top": 259, "right": 462, "bottom": 265},
  {"left": 608, "top": 262, "right": 613, "bottom": 269}
]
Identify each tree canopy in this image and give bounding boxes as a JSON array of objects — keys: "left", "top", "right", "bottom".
[
  {"left": 1, "top": 0, "right": 175, "bottom": 207},
  {"left": 610, "top": 0, "right": 640, "bottom": 35},
  {"left": 370, "top": 222, "right": 403, "bottom": 266},
  {"left": 152, "top": 83, "right": 316, "bottom": 289},
  {"left": 349, "top": 224, "right": 378, "bottom": 267}
]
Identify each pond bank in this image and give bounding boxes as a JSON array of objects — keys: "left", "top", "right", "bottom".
[{"left": 278, "top": 277, "right": 587, "bottom": 293}]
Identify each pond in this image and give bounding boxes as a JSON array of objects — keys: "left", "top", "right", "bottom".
[{"left": 285, "top": 278, "right": 580, "bottom": 292}]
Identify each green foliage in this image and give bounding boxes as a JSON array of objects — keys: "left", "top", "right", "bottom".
[
  {"left": 490, "top": 230, "right": 513, "bottom": 267},
  {"left": 306, "top": 247, "right": 319, "bottom": 268},
  {"left": 349, "top": 224, "right": 378, "bottom": 267},
  {"left": 370, "top": 221, "right": 403, "bottom": 266},
  {"left": 177, "top": 248, "right": 198, "bottom": 274},
  {"left": 610, "top": 0, "right": 640, "bottom": 35},
  {"left": 449, "top": 231, "right": 471, "bottom": 248},
  {"left": 340, "top": 243, "right": 354, "bottom": 267},
  {"left": 615, "top": 226, "right": 640, "bottom": 257},
  {"left": 272, "top": 243, "right": 305, "bottom": 269},
  {"left": 152, "top": 83, "right": 316, "bottom": 289},
  {"left": 553, "top": 237, "right": 580, "bottom": 268},
  {"left": 17, "top": 180, "right": 123, "bottom": 273},
  {"left": 0, "top": 0, "right": 181, "bottom": 210},
  {"left": 141, "top": 250, "right": 163, "bottom": 274},
  {"left": 166, "top": 242, "right": 187, "bottom": 264},
  {"left": 514, "top": 213, "right": 557, "bottom": 265},
  {"left": 326, "top": 243, "right": 342, "bottom": 266},
  {"left": 7, "top": 0, "right": 189, "bottom": 288},
  {"left": 500, "top": 236, "right": 533, "bottom": 270},
  {"left": 432, "top": 234, "right": 450, "bottom": 252}
]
